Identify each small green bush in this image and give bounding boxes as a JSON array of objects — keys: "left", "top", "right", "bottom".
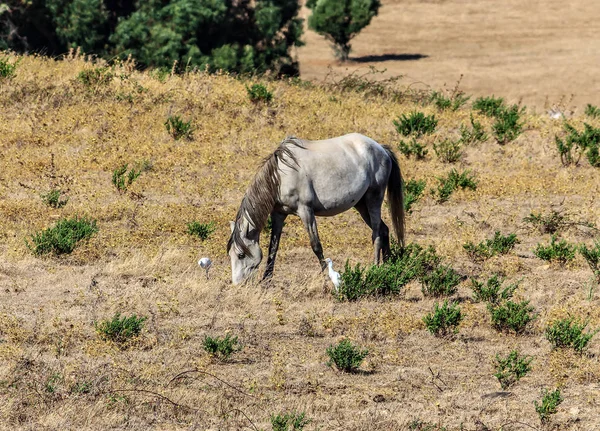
[
  {"left": 246, "top": 83, "right": 273, "bottom": 103},
  {"left": 585, "top": 103, "right": 600, "bottom": 119},
  {"left": 112, "top": 163, "right": 142, "bottom": 193},
  {"left": 463, "top": 231, "right": 519, "bottom": 261},
  {"left": 28, "top": 216, "right": 98, "bottom": 256},
  {"left": 326, "top": 339, "right": 368, "bottom": 373},
  {"left": 471, "top": 274, "right": 519, "bottom": 305},
  {"left": 545, "top": 317, "right": 599, "bottom": 354},
  {"left": 187, "top": 221, "right": 216, "bottom": 240},
  {"left": 555, "top": 122, "right": 600, "bottom": 167},
  {"left": 473, "top": 96, "right": 505, "bottom": 117},
  {"left": 95, "top": 313, "right": 146, "bottom": 344},
  {"left": 435, "top": 169, "right": 477, "bottom": 203},
  {"left": 492, "top": 104, "right": 525, "bottom": 144},
  {"left": 524, "top": 210, "right": 566, "bottom": 234},
  {"left": 493, "top": 350, "right": 533, "bottom": 390},
  {"left": 393, "top": 111, "right": 438, "bottom": 137},
  {"left": 41, "top": 189, "right": 68, "bottom": 209},
  {"left": 270, "top": 411, "right": 310, "bottom": 431},
  {"left": 433, "top": 138, "right": 463, "bottom": 163},
  {"left": 404, "top": 179, "right": 427, "bottom": 213},
  {"left": 534, "top": 388, "right": 563, "bottom": 425},
  {"left": 580, "top": 241, "right": 600, "bottom": 283},
  {"left": 165, "top": 115, "right": 193, "bottom": 140},
  {"left": 398, "top": 138, "right": 428, "bottom": 159},
  {"left": 202, "top": 334, "right": 241, "bottom": 360},
  {"left": 77, "top": 67, "right": 114, "bottom": 87},
  {"left": 0, "top": 56, "right": 19, "bottom": 79},
  {"left": 430, "top": 90, "right": 470, "bottom": 111},
  {"left": 421, "top": 264, "right": 461, "bottom": 297},
  {"left": 534, "top": 235, "right": 576, "bottom": 264},
  {"left": 488, "top": 300, "right": 536, "bottom": 334},
  {"left": 423, "top": 300, "right": 463, "bottom": 337},
  {"left": 459, "top": 114, "right": 488, "bottom": 144}
]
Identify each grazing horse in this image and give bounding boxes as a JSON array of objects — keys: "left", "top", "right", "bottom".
[{"left": 227, "top": 133, "right": 405, "bottom": 285}]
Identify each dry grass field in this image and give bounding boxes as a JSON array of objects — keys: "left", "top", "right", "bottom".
[{"left": 1, "top": 50, "right": 600, "bottom": 431}]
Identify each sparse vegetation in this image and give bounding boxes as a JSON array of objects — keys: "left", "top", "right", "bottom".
[
  {"left": 165, "top": 115, "right": 193, "bottom": 140},
  {"left": 27, "top": 216, "right": 98, "bottom": 256},
  {"left": 77, "top": 67, "right": 114, "bottom": 88},
  {"left": 459, "top": 114, "right": 488, "bottom": 144},
  {"left": 420, "top": 264, "right": 461, "bottom": 297},
  {"left": 435, "top": 168, "right": 477, "bottom": 203},
  {"left": 270, "top": 411, "right": 310, "bottom": 431},
  {"left": 398, "top": 137, "right": 428, "bottom": 159},
  {"left": 41, "top": 189, "right": 68, "bottom": 208},
  {"left": 555, "top": 122, "right": 600, "bottom": 167},
  {"left": 493, "top": 350, "right": 533, "bottom": 390},
  {"left": 585, "top": 103, "right": 600, "bottom": 119},
  {"left": 580, "top": 241, "right": 600, "bottom": 283},
  {"left": 95, "top": 313, "right": 146, "bottom": 344},
  {"left": 393, "top": 111, "right": 438, "bottom": 137},
  {"left": 423, "top": 300, "right": 463, "bottom": 337},
  {"left": 112, "top": 163, "right": 142, "bottom": 193},
  {"left": 534, "top": 388, "right": 563, "bottom": 425},
  {"left": 492, "top": 104, "right": 525, "bottom": 144},
  {"left": 403, "top": 179, "right": 427, "bottom": 213},
  {"left": 246, "top": 83, "right": 273, "bottom": 103},
  {"left": 545, "top": 317, "right": 598, "bottom": 354},
  {"left": 433, "top": 138, "right": 462, "bottom": 163},
  {"left": 326, "top": 339, "right": 369, "bottom": 373},
  {"left": 471, "top": 274, "right": 519, "bottom": 305},
  {"left": 534, "top": 235, "right": 576, "bottom": 264},
  {"left": 463, "top": 231, "right": 519, "bottom": 261},
  {"left": 187, "top": 221, "right": 216, "bottom": 240},
  {"left": 202, "top": 334, "right": 241, "bottom": 360},
  {"left": 488, "top": 300, "right": 537, "bottom": 334},
  {"left": 430, "top": 89, "right": 470, "bottom": 111},
  {"left": 473, "top": 96, "right": 505, "bottom": 117},
  {"left": 0, "top": 56, "right": 18, "bottom": 78}
]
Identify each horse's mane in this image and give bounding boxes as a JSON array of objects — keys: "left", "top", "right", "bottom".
[{"left": 227, "top": 137, "right": 304, "bottom": 257}]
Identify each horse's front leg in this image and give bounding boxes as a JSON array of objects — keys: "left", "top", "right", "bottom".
[
  {"left": 263, "top": 212, "right": 287, "bottom": 281},
  {"left": 298, "top": 207, "right": 326, "bottom": 270}
]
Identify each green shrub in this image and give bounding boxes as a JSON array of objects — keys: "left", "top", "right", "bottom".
[
  {"left": 545, "top": 317, "right": 599, "bottom": 354},
  {"left": 165, "top": 115, "right": 193, "bottom": 140},
  {"left": 403, "top": 179, "right": 427, "bottom": 213},
  {"left": 580, "top": 241, "right": 600, "bottom": 283},
  {"left": 28, "top": 216, "right": 98, "bottom": 256},
  {"left": 202, "top": 334, "right": 241, "bottom": 360},
  {"left": 555, "top": 122, "right": 600, "bottom": 167},
  {"left": 492, "top": 104, "right": 525, "bottom": 144},
  {"left": 270, "top": 411, "right": 310, "bottom": 431},
  {"left": 488, "top": 300, "right": 536, "bottom": 334},
  {"left": 471, "top": 274, "right": 518, "bottom": 305},
  {"left": 534, "top": 235, "right": 576, "bottom": 264},
  {"left": 423, "top": 300, "right": 463, "bottom": 337},
  {"left": 430, "top": 90, "right": 470, "bottom": 111},
  {"left": 493, "top": 350, "right": 533, "bottom": 390},
  {"left": 473, "top": 96, "right": 505, "bottom": 117},
  {"left": 0, "top": 56, "right": 18, "bottom": 79},
  {"left": 41, "top": 189, "right": 68, "bottom": 209},
  {"left": 398, "top": 138, "right": 428, "bottom": 159},
  {"left": 534, "top": 388, "right": 563, "bottom": 425},
  {"left": 393, "top": 111, "right": 437, "bottom": 137},
  {"left": 77, "top": 67, "right": 114, "bottom": 87},
  {"left": 435, "top": 168, "right": 477, "bottom": 203},
  {"left": 459, "top": 114, "right": 488, "bottom": 144},
  {"left": 326, "top": 339, "right": 368, "bottom": 373},
  {"left": 585, "top": 103, "right": 600, "bottom": 119},
  {"left": 95, "top": 313, "right": 146, "bottom": 344},
  {"left": 524, "top": 210, "right": 566, "bottom": 234},
  {"left": 112, "top": 164, "right": 141, "bottom": 193},
  {"left": 246, "top": 83, "right": 273, "bottom": 103},
  {"left": 187, "top": 221, "right": 215, "bottom": 240},
  {"left": 463, "top": 231, "right": 519, "bottom": 261},
  {"left": 433, "top": 138, "right": 462, "bottom": 163},
  {"left": 421, "top": 264, "right": 461, "bottom": 297}
]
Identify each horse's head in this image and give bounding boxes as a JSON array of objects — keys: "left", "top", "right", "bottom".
[{"left": 228, "top": 220, "right": 262, "bottom": 285}]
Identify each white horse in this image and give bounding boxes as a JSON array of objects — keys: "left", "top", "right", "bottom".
[{"left": 227, "top": 133, "right": 405, "bottom": 285}]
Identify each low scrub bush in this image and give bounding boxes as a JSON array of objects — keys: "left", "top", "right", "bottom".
[
  {"left": 423, "top": 300, "right": 463, "bottom": 337},
  {"left": 555, "top": 122, "right": 600, "bottom": 167},
  {"left": 0, "top": 56, "right": 19, "bottom": 78},
  {"left": 326, "top": 339, "right": 368, "bottom": 373},
  {"left": 534, "top": 235, "right": 576, "bottom": 264},
  {"left": 488, "top": 300, "right": 536, "bottom": 334},
  {"left": 433, "top": 138, "right": 463, "bottom": 163},
  {"left": 430, "top": 90, "right": 470, "bottom": 111},
  {"left": 459, "top": 114, "right": 488, "bottom": 144},
  {"left": 524, "top": 210, "right": 566, "bottom": 234},
  {"left": 95, "top": 313, "right": 146, "bottom": 344},
  {"left": 202, "top": 334, "right": 241, "bottom": 360},
  {"left": 393, "top": 111, "right": 437, "bottom": 137},
  {"left": 492, "top": 104, "right": 525, "bottom": 144},
  {"left": 165, "top": 115, "right": 193, "bottom": 140},
  {"left": 28, "top": 216, "right": 97, "bottom": 256},
  {"left": 271, "top": 411, "right": 310, "bottom": 431},
  {"left": 246, "top": 83, "right": 273, "bottom": 103},
  {"left": 471, "top": 274, "right": 519, "bottom": 305},
  {"left": 187, "top": 221, "right": 215, "bottom": 240},
  {"left": 435, "top": 169, "right": 477, "bottom": 203},
  {"left": 463, "top": 231, "right": 519, "bottom": 261},
  {"left": 398, "top": 138, "right": 428, "bottom": 159},
  {"left": 585, "top": 103, "right": 600, "bottom": 119},
  {"left": 493, "top": 350, "right": 533, "bottom": 390},
  {"left": 420, "top": 264, "right": 461, "bottom": 297},
  {"left": 41, "top": 189, "right": 68, "bottom": 209},
  {"left": 534, "top": 388, "right": 563, "bottom": 425},
  {"left": 580, "top": 241, "right": 600, "bottom": 283},
  {"left": 473, "top": 95, "right": 505, "bottom": 117},
  {"left": 545, "top": 317, "right": 598, "bottom": 353},
  {"left": 112, "top": 163, "right": 142, "bottom": 193},
  {"left": 403, "top": 179, "right": 427, "bottom": 213}
]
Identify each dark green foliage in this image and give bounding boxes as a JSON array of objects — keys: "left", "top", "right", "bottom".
[
  {"left": 433, "top": 138, "right": 462, "bottom": 163},
  {"left": 488, "top": 300, "right": 536, "bottom": 334},
  {"left": 77, "top": 67, "right": 114, "bottom": 88},
  {"left": 41, "top": 189, "right": 69, "bottom": 209},
  {"left": 202, "top": 334, "right": 241, "bottom": 360},
  {"left": 423, "top": 300, "right": 463, "bottom": 337},
  {"left": 463, "top": 231, "right": 519, "bottom": 261},
  {"left": 306, "top": 0, "right": 380, "bottom": 61},
  {"left": 585, "top": 103, "right": 600, "bottom": 119},
  {"left": 430, "top": 90, "right": 470, "bottom": 111},
  {"left": 270, "top": 411, "right": 310, "bottom": 431},
  {"left": 95, "top": 313, "right": 146, "bottom": 344},
  {"left": 186, "top": 221, "right": 215, "bottom": 240},
  {"left": 28, "top": 216, "right": 97, "bottom": 256},
  {"left": 555, "top": 122, "right": 600, "bottom": 167},
  {"left": 246, "top": 83, "right": 273, "bottom": 103},
  {"left": 435, "top": 169, "right": 477, "bottom": 203},
  {"left": 421, "top": 264, "right": 461, "bottom": 297},
  {"left": 534, "top": 235, "right": 576, "bottom": 264},
  {"left": 580, "top": 241, "right": 600, "bottom": 283},
  {"left": 534, "top": 388, "right": 563, "bottom": 424},
  {"left": 165, "top": 115, "right": 193, "bottom": 140},
  {"left": 459, "top": 114, "right": 488, "bottom": 144},
  {"left": 493, "top": 350, "right": 532, "bottom": 390},
  {"left": 0, "top": 56, "right": 18, "bottom": 78},
  {"left": 393, "top": 111, "right": 437, "bottom": 137},
  {"left": 398, "top": 138, "right": 428, "bottom": 160},
  {"left": 545, "top": 317, "right": 599, "bottom": 354},
  {"left": 473, "top": 96, "right": 505, "bottom": 117},
  {"left": 471, "top": 274, "right": 519, "bottom": 305},
  {"left": 492, "top": 104, "right": 525, "bottom": 144},
  {"left": 112, "top": 163, "right": 142, "bottom": 193},
  {"left": 326, "top": 338, "right": 368, "bottom": 372},
  {"left": 403, "top": 179, "right": 427, "bottom": 213}
]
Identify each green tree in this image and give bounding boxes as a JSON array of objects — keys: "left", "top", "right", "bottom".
[{"left": 306, "top": 0, "right": 381, "bottom": 61}]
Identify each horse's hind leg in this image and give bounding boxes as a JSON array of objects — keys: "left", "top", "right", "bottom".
[
  {"left": 298, "top": 206, "right": 326, "bottom": 270},
  {"left": 363, "top": 191, "right": 388, "bottom": 264}
]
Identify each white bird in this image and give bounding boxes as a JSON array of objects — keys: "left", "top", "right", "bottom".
[
  {"left": 325, "top": 258, "right": 341, "bottom": 292},
  {"left": 198, "top": 257, "right": 212, "bottom": 279}
]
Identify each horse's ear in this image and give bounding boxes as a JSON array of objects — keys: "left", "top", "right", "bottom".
[{"left": 229, "top": 221, "right": 235, "bottom": 233}]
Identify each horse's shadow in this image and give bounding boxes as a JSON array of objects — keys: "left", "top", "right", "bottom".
[{"left": 351, "top": 53, "right": 429, "bottom": 63}]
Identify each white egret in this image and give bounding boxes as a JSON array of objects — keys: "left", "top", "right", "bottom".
[
  {"left": 198, "top": 257, "right": 212, "bottom": 279},
  {"left": 325, "top": 258, "right": 341, "bottom": 291}
]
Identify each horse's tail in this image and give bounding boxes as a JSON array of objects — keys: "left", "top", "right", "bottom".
[{"left": 383, "top": 145, "right": 405, "bottom": 246}]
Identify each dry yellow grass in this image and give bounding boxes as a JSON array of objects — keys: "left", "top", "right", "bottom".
[{"left": 1, "top": 53, "right": 600, "bottom": 430}]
